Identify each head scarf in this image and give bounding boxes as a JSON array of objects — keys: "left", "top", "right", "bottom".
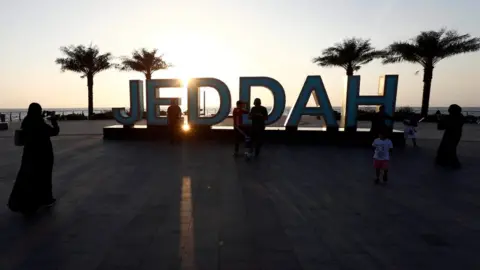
[
  {"left": 21, "top": 103, "right": 44, "bottom": 129},
  {"left": 448, "top": 104, "right": 462, "bottom": 116}
]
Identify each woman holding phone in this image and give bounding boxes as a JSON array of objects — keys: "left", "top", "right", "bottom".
[{"left": 8, "top": 103, "right": 60, "bottom": 215}]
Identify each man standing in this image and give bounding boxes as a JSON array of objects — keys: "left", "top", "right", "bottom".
[
  {"left": 370, "top": 105, "right": 393, "bottom": 138},
  {"left": 167, "top": 99, "right": 182, "bottom": 144},
  {"left": 249, "top": 98, "right": 268, "bottom": 157}
]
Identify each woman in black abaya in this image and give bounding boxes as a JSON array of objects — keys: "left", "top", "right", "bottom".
[
  {"left": 8, "top": 103, "right": 60, "bottom": 214},
  {"left": 436, "top": 104, "right": 464, "bottom": 169}
]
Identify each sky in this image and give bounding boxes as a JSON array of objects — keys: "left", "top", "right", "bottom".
[{"left": 0, "top": 0, "right": 479, "bottom": 110}]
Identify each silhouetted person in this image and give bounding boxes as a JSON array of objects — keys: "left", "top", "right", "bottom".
[
  {"left": 403, "top": 114, "right": 419, "bottom": 147},
  {"left": 436, "top": 104, "right": 464, "bottom": 169},
  {"left": 8, "top": 103, "right": 59, "bottom": 215},
  {"left": 435, "top": 110, "right": 442, "bottom": 121},
  {"left": 370, "top": 105, "right": 393, "bottom": 138},
  {"left": 249, "top": 98, "right": 268, "bottom": 157},
  {"left": 232, "top": 100, "right": 249, "bottom": 156},
  {"left": 167, "top": 99, "right": 182, "bottom": 144}
]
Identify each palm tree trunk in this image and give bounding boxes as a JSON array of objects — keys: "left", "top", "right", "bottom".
[
  {"left": 146, "top": 73, "right": 151, "bottom": 80},
  {"left": 421, "top": 65, "right": 434, "bottom": 117},
  {"left": 346, "top": 65, "right": 354, "bottom": 76},
  {"left": 87, "top": 73, "right": 94, "bottom": 120}
]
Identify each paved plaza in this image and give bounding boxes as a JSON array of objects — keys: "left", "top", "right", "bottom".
[{"left": 0, "top": 132, "right": 479, "bottom": 269}]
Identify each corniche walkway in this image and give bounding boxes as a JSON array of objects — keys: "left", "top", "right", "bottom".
[
  {"left": 0, "top": 122, "right": 479, "bottom": 269},
  {"left": 2, "top": 118, "right": 480, "bottom": 141}
]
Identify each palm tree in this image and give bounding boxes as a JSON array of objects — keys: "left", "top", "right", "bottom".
[
  {"left": 55, "top": 45, "right": 113, "bottom": 119},
  {"left": 313, "top": 38, "right": 384, "bottom": 76},
  {"left": 383, "top": 29, "right": 480, "bottom": 117},
  {"left": 118, "top": 48, "right": 171, "bottom": 80}
]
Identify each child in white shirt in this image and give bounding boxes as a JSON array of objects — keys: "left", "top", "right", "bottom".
[
  {"left": 403, "top": 117, "right": 418, "bottom": 147},
  {"left": 372, "top": 130, "right": 393, "bottom": 184}
]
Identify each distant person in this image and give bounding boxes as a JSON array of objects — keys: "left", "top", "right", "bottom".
[
  {"left": 435, "top": 110, "right": 442, "bottom": 121},
  {"left": 370, "top": 105, "right": 393, "bottom": 138},
  {"left": 403, "top": 114, "right": 418, "bottom": 147},
  {"left": 372, "top": 129, "right": 393, "bottom": 184},
  {"left": 249, "top": 98, "right": 268, "bottom": 157},
  {"left": 436, "top": 104, "right": 464, "bottom": 169},
  {"left": 8, "top": 103, "right": 60, "bottom": 215},
  {"left": 232, "top": 100, "right": 249, "bottom": 156},
  {"left": 167, "top": 99, "right": 182, "bottom": 144}
]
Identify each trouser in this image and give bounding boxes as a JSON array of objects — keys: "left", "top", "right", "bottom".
[
  {"left": 169, "top": 122, "right": 180, "bottom": 143},
  {"left": 234, "top": 127, "right": 244, "bottom": 153},
  {"left": 251, "top": 127, "right": 264, "bottom": 156}
]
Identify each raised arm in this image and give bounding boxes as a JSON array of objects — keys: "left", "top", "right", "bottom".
[
  {"left": 437, "top": 116, "right": 447, "bottom": 130},
  {"left": 46, "top": 118, "right": 60, "bottom": 137}
]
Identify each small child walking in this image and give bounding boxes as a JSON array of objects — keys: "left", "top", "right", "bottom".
[
  {"left": 403, "top": 116, "right": 418, "bottom": 147},
  {"left": 372, "top": 130, "right": 393, "bottom": 184}
]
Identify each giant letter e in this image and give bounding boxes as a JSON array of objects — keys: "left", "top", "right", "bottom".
[
  {"left": 187, "top": 78, "right": 231, "bottom": 126},
  {"left": 146, "top": 79, "right": 183, "bottom": 126}
]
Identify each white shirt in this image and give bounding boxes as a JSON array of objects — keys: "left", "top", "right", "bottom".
[
  {"left": 404, "top": 125, "right": 417, "bottom": 139},
  {"left": 372, "top": 138, "right": 393, "bottom": 160}
]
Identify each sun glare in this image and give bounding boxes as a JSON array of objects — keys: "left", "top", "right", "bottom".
[
  {"left": 181, "top": 77, "right": 190, "bottom": 87},
  {"left": 182, "top": 124, "right": 191, "bottom": 132}
]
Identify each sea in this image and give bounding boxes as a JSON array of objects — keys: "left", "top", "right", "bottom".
[{"left": 1, "top": 106, "right": 479, "bottom": 122}]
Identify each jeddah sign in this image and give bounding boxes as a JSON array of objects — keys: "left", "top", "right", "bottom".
[{"left": 113, "top": 75, "right": 398, "bottom": 129}]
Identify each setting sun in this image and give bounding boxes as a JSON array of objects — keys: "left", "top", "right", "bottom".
[
  {"left": 182, "top": 124, "right": 190, "bottom": 132},
  {"left": 181, "top": 77, "right": 190, "bottom": 87}
]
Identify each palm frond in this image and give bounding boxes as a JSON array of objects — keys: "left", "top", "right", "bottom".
[
  {"left": 382, "top": 42, "right": 423, "bottom": 65},
  {"left": 437, "top": 30, "right": 480, "bottom": 61},
  {"left": 55, "top": 44, "right": 113, "bottom": 77},
  {"left": 382, "top": 29, "right": 480, "bottom": 67},
  {"left": 118, "top": 48, "right": 171, "bottom": 76},
  {"left": 313, "top": 37, "right": 382, "bottom": 73}
]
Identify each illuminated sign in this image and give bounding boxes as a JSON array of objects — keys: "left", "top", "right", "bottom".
[{"left": 112, "top": 75, "right": 398, "bottom": 129}]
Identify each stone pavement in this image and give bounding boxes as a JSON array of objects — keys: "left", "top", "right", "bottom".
[{"left": 0, "top": 137, "right": 479, "bottom": 270}]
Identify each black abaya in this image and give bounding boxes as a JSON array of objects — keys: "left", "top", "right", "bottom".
[
  {"left": 8, "top": 117, "right": 59, "bottom": 213},
  {"left": 436, "top": 114, "right": 463, "bottom": 168}
]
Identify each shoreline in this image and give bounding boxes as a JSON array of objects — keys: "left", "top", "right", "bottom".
[
  {"left": 1, "top": 107, "right": 480, "bottom": 122},
  {"left": 1, "top": 117, "right": 480, "bottom": 141}
]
